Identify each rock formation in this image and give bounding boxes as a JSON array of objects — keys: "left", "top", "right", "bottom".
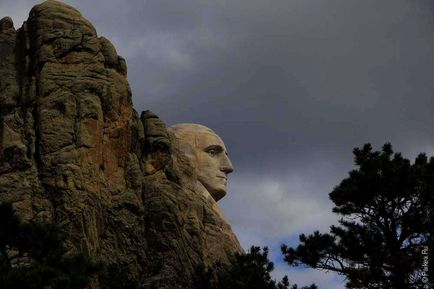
[{"left": 0, "top": 1, "right": 241, "bottom": 288}]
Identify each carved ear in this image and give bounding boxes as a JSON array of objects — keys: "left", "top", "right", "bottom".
[{"left": 140, "top": 110, "right": 171, "bottom": 175}]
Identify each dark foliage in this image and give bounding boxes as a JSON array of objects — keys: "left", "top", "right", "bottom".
[
  {"left": 99, "top": 263, "right": 143, "bottom": 289},
  {"left": 282, "top": 143, "right": 434, "bottom": 289},
  {"left": 195, "top": 246, "right": 317, "bottom": 289},
  {"left": 0, "top": 202, "right": 98, "bottom": 289}
]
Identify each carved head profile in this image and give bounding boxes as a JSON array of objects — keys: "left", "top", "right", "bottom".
[{"left": 168, "top": 124, "right": 234, "bottom": 201}]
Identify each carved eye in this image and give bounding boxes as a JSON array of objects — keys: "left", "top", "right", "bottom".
[
  {"left": 205, "top": 146, "right": 223, "bottom": 156},
  {"left": 207, "top": 149, "right": 218, "bottom": 156}
]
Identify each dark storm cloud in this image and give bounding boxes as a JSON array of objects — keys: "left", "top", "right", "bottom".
[
  {"left": 96, "top": 0, "right": 434, "bottom": 174},
  {"left": 3, "top": 1, "right": 434, "bottom": 288}
]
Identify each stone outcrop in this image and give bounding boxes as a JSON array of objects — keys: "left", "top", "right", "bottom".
[{"left": 0, "top": 1, "right": 242, "bottom": 288}]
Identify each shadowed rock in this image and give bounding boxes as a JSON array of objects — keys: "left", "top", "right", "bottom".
[{"left": 0, "top": 1, "right": 241, "bottom": 288}]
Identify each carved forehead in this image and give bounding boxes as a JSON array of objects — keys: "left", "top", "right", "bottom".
[
  {"left": 169, "top": 123, "right": 216, "bottom": 135},
  {"left": 168, "top": 123, "right": 225, "bottom": 149}
]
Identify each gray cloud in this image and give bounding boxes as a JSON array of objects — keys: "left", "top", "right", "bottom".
[{"left": 3, "top": 1, "right": 434, "bottom": 288}]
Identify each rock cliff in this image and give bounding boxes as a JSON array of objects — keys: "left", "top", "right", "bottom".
[{"left": 0, "top": 1, "right": 242, "bottom": 288}]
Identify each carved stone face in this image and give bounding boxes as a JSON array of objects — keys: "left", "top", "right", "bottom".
[{"left": 169, "top": 124, "right": 234, "bottom": 201}]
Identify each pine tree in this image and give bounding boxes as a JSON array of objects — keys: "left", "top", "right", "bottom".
[
  {"left": 196, "top": 246, "right": 317, "bottom": 289},
  {"left": 282, "top": 143, "right": 434, "bottom": 289},
  {"left": 0, "top": 202, "right": 98, "bottom": 289}
]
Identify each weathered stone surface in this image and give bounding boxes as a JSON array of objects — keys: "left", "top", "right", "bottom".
[{"left": 0, "top": 1, "right": 241, "bottom": 288}]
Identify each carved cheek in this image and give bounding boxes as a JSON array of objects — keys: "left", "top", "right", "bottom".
[
  {"left": 208, "top": 157, "right": 221, "bottom": 173},
  {"left": 196, "top": 153, "right": 215, "bottom": 172}
]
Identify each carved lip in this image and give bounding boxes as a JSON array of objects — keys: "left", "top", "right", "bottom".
[{"left": 216, "top": 176, "right": 227, "bottom": 180}]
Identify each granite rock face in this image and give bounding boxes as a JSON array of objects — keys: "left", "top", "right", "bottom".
[{"left": 0, "top": 1, "right": 242, "bottom": 288}]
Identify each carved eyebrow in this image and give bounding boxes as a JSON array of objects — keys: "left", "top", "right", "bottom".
[{"left": 204, "top": 145, "right": 224, "bottom": 153}]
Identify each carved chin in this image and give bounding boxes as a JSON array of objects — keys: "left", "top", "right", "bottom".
[
  {"left": 210, "top": 189, "right": 227, "bottom": 202},
  {"left": 198, "top": 177, "right": 228, "bottom": 201}
]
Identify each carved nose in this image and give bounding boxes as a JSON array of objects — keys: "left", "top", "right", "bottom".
[{"left": 221, "top": 155, "right": 234, "bottom": 174}]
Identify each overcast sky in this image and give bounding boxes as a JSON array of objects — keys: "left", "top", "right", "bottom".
[{"left": 3, "top": 0, "right": 434, "bottom": 288}]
